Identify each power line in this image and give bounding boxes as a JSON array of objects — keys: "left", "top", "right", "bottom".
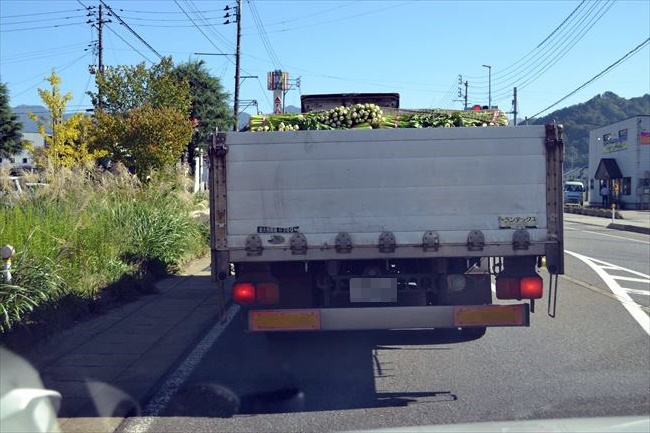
[
  {"left": 118, "top": 22, "right": 218, "bottom": 28},
  {"left": 243, "top": 1, "right": 416, "bottom": 35},
  {"left": 114, "top": 8, "right": 222, "bottom": 15},
  {"left": 529, "top": 37, "right": 650, "bottom": 119},
  {"left": 255, "top": 2, "right": 356, "bottom": 30},
  {"left": 99, "top": 0, "right": 162, "bottom": 60},
  {"left": 470, "top": 0, "right": 615, "bottom": 106},
  {"left": 0, "top": 22, "right": 87, "bottom": 32},
  {"left": 464, "top": 1, "right": 588, "bottom": 82},
  {"left": 0, "top": 9, "right": 83, "bottom": 19},
  {"left": 112, "top": 14, "right": 222, "bottom": 22},
  {"left": 247, "top": 0, "right": 283, "bottom": 69},
  {"left": 535, "top": 0, "right": 585, "bottom": 48},
  {"left": 469, "top": 1, "right": 597, "bottom": 92},
  {"left": 185, "top": 0, "right": 236, "bottom": 52},
  {"left": 492, "top": 0, "right": 615, "bottom": 99},
  {"left": 174, "top": 0, "right": 233, "bottom": 59},
  {"left": 1, "top": 15, "right": 85, "bottom": 25},
  {"left": 489, "top": 0, "right": 603, "bottom": 88},
  {"left": 485, "top": 0, "right": 615, "bottom": 101},
  {"left": 104, "top": 24, "right": 154, "bottom": 64},
  {"left": 10, "top": 52, "right": 93, "bottom": 99},
  {"left": 1, "top": 43, "right": 87, "bottom": 64}
]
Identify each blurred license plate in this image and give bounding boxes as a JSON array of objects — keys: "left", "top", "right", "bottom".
[
  {"left": 250, "top": 310, "right": 320, "bottom": 331},
  {"left": 350, "top": 278, "right": 398, "bottom": 303},
  {"left": 454, "top": 304, "right": 526, "bottom": 327}
]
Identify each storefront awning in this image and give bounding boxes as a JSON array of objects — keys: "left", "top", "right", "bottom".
[{"left": 594, "top": 158, "right": 623, "bottom": 180}]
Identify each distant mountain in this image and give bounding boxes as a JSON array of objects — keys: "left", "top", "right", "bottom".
[
  {"left": 527, "top": 92, "right": 650, "bottom": 167},
  {"left": 238, "top": 112, "right": 250, "bottom": 130},
  {"left": 12, "top": 105, "right": 48, "bottom": 133}
]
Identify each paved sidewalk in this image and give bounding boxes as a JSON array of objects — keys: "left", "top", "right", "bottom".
[
  {"left": 17, "top": 255, "right": 221, "bottom": 433},
  {"left": 564, "top": 209, "right": 650, "bottom": 234}
]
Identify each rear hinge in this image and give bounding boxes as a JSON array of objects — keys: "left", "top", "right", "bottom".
[
  {"left": 335, "top": 232, "right": 353, "bottom": 254},
  {"left": 512, "top": 228, "right": 530, "bottom": 250},
  {"left": 290, "top": 233, "right": 308, "bottom": 255},
  {"left": 422, "top": 231, "right": 440, "bottom": 251},
  {"left": 209, "top": 131, "right": 228, "bottom": 156},
  {"left": 467, "top": 230, "right": 485, "bottom": 251},
  {"left": 378, "top": 231, "right": 396, "bottom": 253},
  {"left": 245, "top": 234, "right": 263, "bottom": 256},
  {"left": 545, "top": 124, "right": 564, "bottom": 150}
]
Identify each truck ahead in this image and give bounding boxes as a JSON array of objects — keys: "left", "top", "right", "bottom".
[{"left": 208, "top": 94, "right": 564, "bottom": 338}]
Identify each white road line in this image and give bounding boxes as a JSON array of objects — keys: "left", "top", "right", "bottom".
[
  {"left": 623, "top": 288, "right": 650, "bottom": 297},
  {"left": 566, "top": 250, "right": 650, "bottom": 336},
  {"left": 612, "top": 276, "right": 650, "bottom": 283},
  {"left": 564, "top": 224, "right": 650, "bottom": 244},
  {"left": 122, "top": 304, "right": 240, "bottom": 433}
]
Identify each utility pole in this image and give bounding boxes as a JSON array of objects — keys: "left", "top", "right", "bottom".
[
  {"left": 233, "top": 0, "right": 242, "bottom": 131},
  {"left": 455, "top": 75, "right": 468, "bottom": 110},
  {"left": 464, "top": 80, "right": 468, "bottom": 110},
  {"left": 86, "top": 3, "right": 110, "bottom": 111},
  {"left": 97, "top": 4, "right": 104, "bottom": 111},
  {"left": 282, "top": 76, "right": 301, "bottom": 113},
  {"left": 482, "top": 64, "right": 492, "bottom": 109},
  {"left": 224, "top": 1, "right": 241, "bottom": 131},
  {"left": 512, "top": 87, "right": 518, "bottom": 125},
  {"left": 98, "top": 5, "right": 104, "bottom": 80}
]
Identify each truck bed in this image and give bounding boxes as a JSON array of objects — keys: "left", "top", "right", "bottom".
[{"left": 215, "top": 126, "right": 557, "bottom": 263}]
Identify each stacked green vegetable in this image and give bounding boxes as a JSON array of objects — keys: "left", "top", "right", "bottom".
[{"left": 248, "top": 104, "right": 508, "bottom": 131}]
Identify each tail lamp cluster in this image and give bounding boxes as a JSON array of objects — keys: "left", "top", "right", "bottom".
[
  {"left": 495, "top": 275, "right": 543, "bottom": 300},
  {"left": 233, "top": 282, "right": 279, "bottom": 305}
]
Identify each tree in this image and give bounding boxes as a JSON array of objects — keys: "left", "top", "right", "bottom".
[
  {"left": 90, "top": 57, "right": 194, "bottom": 175},
  {"left": 94, "top": 105, "right": 192, "bottom": 174},
  {"left": 27, "top": 70, "right": 105, "bottom": 168},
  {"left": 173, "top": 60, "right": 232, "bottom": 169},
  {"left": 89, "top": 57, "right": 191, "bottom": 114},
  {"left": 0, "top": 82, "right": 24, "bottom": 158}
]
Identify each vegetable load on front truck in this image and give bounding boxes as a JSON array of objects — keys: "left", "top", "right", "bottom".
[
  {"left": 209, "top": 93, "right": 564, "bottom": 338},
  {"left": 248, "top": 103, "right": 509, "bottom": 131}
]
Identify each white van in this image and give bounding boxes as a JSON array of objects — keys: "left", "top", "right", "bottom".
[{"left": 564, "top": 181, "right": 585, "bottom": 206}]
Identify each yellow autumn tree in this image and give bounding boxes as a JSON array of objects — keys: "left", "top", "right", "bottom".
[{"left": 28, "top": 69, "right": 106, "bottom": 169}]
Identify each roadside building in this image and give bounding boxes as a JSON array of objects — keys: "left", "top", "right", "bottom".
[
  {"left": 587, "top": 115, "right": 650, "bottom": 210},
  {"left": 0, "top": 132, "right": 44, "bottom": 173}
]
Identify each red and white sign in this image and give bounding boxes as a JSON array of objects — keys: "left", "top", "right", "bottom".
[{"left": 274, "top": 96, "right": 282, "bottom": 114}]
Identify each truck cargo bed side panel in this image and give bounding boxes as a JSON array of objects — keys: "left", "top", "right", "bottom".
[{"left": 223, "top": 127, "right": 549, "bottom": 259}]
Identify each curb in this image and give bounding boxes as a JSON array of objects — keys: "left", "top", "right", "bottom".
[{"left": 607, "top": 223, "right": 650, "bottom": 235}]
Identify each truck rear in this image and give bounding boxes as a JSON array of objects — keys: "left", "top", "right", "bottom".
[{"left": 208, "top": 119, "right": 564, "bottom": 336}]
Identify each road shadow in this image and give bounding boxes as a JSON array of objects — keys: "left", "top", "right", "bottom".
[{"left": 163, "top": 316, "right": 468, "bottom": 417}]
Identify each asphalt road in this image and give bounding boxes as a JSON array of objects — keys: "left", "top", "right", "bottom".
[{"left": 117, "top": 224, "right": 650, "bottom": 433}]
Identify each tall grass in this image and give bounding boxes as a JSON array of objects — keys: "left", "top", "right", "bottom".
[{"left": 0, "top": 164, "right": 209, "bottom": 333}]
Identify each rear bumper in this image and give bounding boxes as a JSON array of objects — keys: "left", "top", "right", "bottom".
[{"left": 246, "top": 304, "right": 530, "bottom": 332}]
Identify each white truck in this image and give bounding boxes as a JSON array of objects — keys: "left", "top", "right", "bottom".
[{"left": 208, "top": 95, "right": 564, "bottom": 337}]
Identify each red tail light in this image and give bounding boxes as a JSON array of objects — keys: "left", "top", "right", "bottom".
[
  {"left": 496, "top": 275, "right": 543, "bottom": 300},
  {"left": 520, "top": 276, "right": 543, "bottom": 299},
  {"left": 234, "top": 282, "right": 255, "bottom": 304}
]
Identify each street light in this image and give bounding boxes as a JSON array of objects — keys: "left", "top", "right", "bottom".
[{"left": 482, "top": 64, "right": 492, "bottom": 109}]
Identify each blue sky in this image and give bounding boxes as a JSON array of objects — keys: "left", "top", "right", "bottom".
[{"left": 1, "top": 0, "right": 649, "bottom": 122}]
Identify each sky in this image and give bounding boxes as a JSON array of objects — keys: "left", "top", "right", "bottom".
[{"left": 1, "top": 0, "right": 649, "bottom": 123}]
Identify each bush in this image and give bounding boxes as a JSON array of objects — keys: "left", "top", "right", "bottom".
[{"left": 0, "top": 164, "right": 208, "bottom": 333}]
